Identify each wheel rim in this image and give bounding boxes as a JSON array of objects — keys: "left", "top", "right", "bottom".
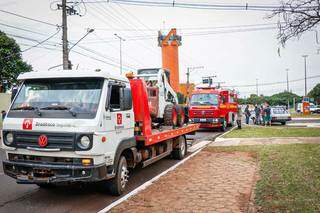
[
  {"left": 120, "top": 160, "right": 129, "bottom": 189},
  {"left": 180, "top": 140, "right": 186, "bottom": 156}
]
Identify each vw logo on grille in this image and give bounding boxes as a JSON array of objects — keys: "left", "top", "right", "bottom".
[
  {"left": 202, "top": 111, "right": 205, "bottom": 115},
  {"left": 38, "top": 135, "right": 48, "bottom": 147}
]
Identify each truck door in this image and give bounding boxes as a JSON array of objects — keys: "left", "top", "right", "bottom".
[
  {"left": 107, "top": 82, "right": 134, "bottom": 136},
  {"left": 100, "top": 82, "right": 134, "bottom": 166}
]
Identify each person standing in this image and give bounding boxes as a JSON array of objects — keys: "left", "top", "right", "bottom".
[
  {"left": 236, "top": 106, "right": 242, "bottom": 129},
  {"left": 254, "top": 105, "right": 261, "bottom": 125},
  {"left": 260, "top": 105, "right": 265, "bottom": 125},
  {"left": 244, "top": 105, "right": 251, "bottom": 125},
  {"left": 264, "top": 104, "right": 272, "bottom": 126}
]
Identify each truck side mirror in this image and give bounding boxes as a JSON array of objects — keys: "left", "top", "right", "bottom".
[{"left": 120, "top": 88, "right": 132, "bottom": 111}]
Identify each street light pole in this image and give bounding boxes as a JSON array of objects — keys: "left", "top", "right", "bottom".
[
  {"left": 69, "top": 28, "right": 94, "bottom": 52},
  {"left": 302, "top": 55, "right": 308, "bottom": 96},
  {"left": 186, "top": 66, "right": 204, "bottom": 102},
  {"left": 114, "top": 34, "right": 125, "bottom": 75}
]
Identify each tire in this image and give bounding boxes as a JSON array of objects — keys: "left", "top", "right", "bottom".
[
  {"left": 176, "top": 105, "right": 185, "bottom": 127},
  {"left": 220, "top": 118, "right": 226, "bottom": 132},
  {"left": 281, "top": 122, "right": 286, "bottom": 125},
  {"left": 172, "top": 136, "right": 187, "bottom": 160},
  {"left": 108, "top": 156, "right": 129, "bottom": 196},
  {"left": 164, "top": 104, "right": 178, "bottom": 127}
]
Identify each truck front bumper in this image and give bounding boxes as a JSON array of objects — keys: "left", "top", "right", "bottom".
[
  {"left": 3, "top": 160, "right": 114, "bottom": 184},
  {"left": 190, "top": 118, "right": 223, "bottom": 128}
]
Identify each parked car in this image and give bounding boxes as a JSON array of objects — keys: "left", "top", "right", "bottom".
[
  {"left": 310, "top": 105, "right": 320, "bottom": 114},
  {"left": 271, "top": 106, "right": 292, "bottom": 125}
]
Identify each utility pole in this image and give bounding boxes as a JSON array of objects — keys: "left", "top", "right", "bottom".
[
  {"left": 302, "top": 55, "right": 308, "bottom": 96},
  {"left": 114, "top": 34, "right": 125, "bottom": 75},
  {"left": 61, "top": 0, "right": 69, "bottom": 69},
  {"left": 57, "top": 0, "right": 79, "bottom": 70},
  {"left": 286, "top": 68, "right": 289, "bottom": 92},
  {"left": 186, "top": 66, "right": 204, "bottom": 101},
  {"left": 256, "top": 78, "right": 259, "bottom": 96}
]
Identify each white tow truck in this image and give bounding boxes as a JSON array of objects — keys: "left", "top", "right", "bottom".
[{"left": 1, "top": 69, "right": 198, "bottom": 195}]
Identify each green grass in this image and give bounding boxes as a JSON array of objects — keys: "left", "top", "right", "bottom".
[
  {"left": 205, "top": 144, "right": 320, "bottom": 212},
  {"left": 291, "top": 114, "right": 320, "bottom": 118},
  {"left": 223, "top": 126, "right": 320, "bottom": 138}
]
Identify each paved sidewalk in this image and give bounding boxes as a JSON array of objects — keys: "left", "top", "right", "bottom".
[
  {"left": 212, "top": 137, "right": 320, "bottom": 146},
  {"left": 111, "top": 151, "right": 257, "bottom": 213}
]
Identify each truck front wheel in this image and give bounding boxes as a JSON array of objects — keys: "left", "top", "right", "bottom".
[
  {"left": 108, "top": 156, "right": 129, "bottom": 196},
  {"left": 172, "top": 136, "right": 187, "bottom": 160}
]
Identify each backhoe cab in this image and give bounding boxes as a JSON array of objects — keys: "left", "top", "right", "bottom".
[{"left": 136, "top": 68, "right": 184, "bottom": 127}]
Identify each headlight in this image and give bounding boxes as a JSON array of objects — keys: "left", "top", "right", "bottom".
[
  {"left": 5, "top": 132, "right": 14, "bottom": 145},
  {"left": 77, "top": 135, "right": 91, "bottom": 149}
]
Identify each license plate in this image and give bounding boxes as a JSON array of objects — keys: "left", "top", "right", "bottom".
[
  {"left": 17, "top": 174, "right": 31, "bottom": 181},
  {"left": 200, "top": 118, "right": 206, "bottom": 122}
]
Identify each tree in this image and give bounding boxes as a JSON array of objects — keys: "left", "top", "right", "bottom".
[
  {"left": 265, "top": 91, "right": 301, "bottom": 106},
  {"left": 268, "top": 0, "right": 320, "bottom": 46},
  {"left": 308, "top": 83, "right": 320, "bottom": 103},
  {"left": 243, "top": 92, "right": 302, "bottom": 107},
  {"left": 0, "top": 31, "right": 32, "bottom": 92}
]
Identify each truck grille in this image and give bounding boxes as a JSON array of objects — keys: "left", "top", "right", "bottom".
[
  {"left": 190, "top": 110, "right": 215, "bottom": 118},
  {"left": 14, "top": 132, "right": 75, "bottom": 151}
]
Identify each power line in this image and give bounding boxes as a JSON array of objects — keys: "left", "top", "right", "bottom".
[
  {"left": 0, "top": 9, "right": 58, "bottom": 27},
  {"left": 0, "top": 22, "right": 48, "bottom": 36},
  {"left": 226, "top": 74, "right": 320, "bottom": 88},
  {"left": 7, "top": 31, "right": 135, "bottom": 70},
  {"left": 21, "top": 27, "right": 61, "bottom": 52},
  {"left": 77, "top": 25, "right": 277, "bottom": 44},
  {"left": 82, "top": 0, "right": 317, "bottom": 11},
  {"left": 93, "top": 22, "right": 279, "bottom": 32}
]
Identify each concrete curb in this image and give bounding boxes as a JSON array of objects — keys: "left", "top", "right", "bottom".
[{"left": 214, "top": 126, "right": 237, "bottom": 142}]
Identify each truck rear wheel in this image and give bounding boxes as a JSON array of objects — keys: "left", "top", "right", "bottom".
[
  {"left": 164, "top": 104, "right": 178, "bottom": 127},
  {"left": 177, "top": 105, "right": 185, "bottom": 127},
  {"left": 172, "top": 136, "right": 187, "bottom": 160},
  {"left": 108, "top": 156, "right": 129, "bottom": 196}
]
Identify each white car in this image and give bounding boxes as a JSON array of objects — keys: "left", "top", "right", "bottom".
[{"left": 271, "top": 107, "right": 292, "bottom": 125}]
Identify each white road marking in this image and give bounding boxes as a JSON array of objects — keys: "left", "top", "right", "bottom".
[
  {"left": 215, "top": 126, "right": 236, "bottom": 142},
  {"left": 188, "top": 140, "right": 212, "bottom": 153}
]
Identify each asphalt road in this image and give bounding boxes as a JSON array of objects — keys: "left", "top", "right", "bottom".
[{"left": 0, "top": 129, "right": 220, "bottom": 213}]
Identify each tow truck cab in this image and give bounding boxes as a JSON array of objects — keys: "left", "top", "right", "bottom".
[
  {"left": 188, "top": 86, "right": 238, "bottom": 130},
  {"left": 2, "top": 70, "right": 135, "bottom": 185}
]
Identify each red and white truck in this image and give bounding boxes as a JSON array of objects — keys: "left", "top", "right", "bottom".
[
  {"left": 1, "top": 69, "right": 198, "bottom": 195},
  {"left": 188, "top": 85, "right": 238, "bottom": 131}
]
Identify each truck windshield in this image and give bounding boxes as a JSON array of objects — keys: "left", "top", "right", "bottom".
[
  {"left": 137, "top": 69, "right": 159, "bottom": 75},
  {"left": 190, "top": 94, "right": 219, "bottom": 106},
  {"left": 9, "top": 78, "right": 103, "bottom": 119}
]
